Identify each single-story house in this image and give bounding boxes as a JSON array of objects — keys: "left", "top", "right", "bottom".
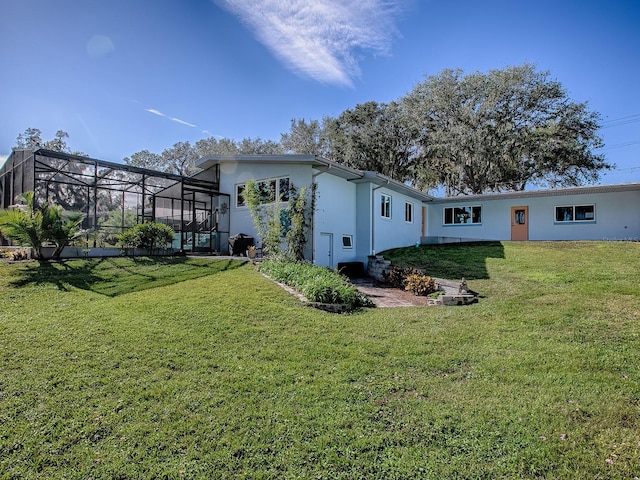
[
  {"left": 2, "top": 149, "right": 638, "bottom": 265},
  {"left": 423, "top": 183, "right": 640, "bottom": 243}
]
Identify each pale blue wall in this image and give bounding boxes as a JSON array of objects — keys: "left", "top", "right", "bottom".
[
  {"left": 425, "top": 189, "right": 640, "bottom": 241},
  {"left": 372, "top": 188, "right": 423, "bottom": 254},
  {"left": 313, "top": 173, "right": 358, "bottom": 267},
  {"left": 217, "top": 161, "right": 314, "bottom": 256}
]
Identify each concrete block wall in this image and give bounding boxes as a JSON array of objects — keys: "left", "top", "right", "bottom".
[{"left": 367, "top": 255, "right": 392, "bottom": 282}]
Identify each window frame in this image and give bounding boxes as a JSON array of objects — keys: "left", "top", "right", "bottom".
[
  {"left": 405, "top": 201, "right": 414, "bottom": 223},
  {"left": 380, "top": 193, "right": 392, "bottom": 219},
  {"left": 443, "top": 205, "right": 482, "bottom": 225},
  {"left": 341, "top": 235, "right": 353, "bottom": 249},
  {"left": 235, "top": 176, "right": 290, "bottom": 208},
  {"left": 555, "top": 204, "right": 595, "bottom": 223}
]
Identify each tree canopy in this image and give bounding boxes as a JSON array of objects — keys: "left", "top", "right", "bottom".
[
  {"left": 123, "top": 137, "right": 283, "bottom": 175},
  {"left": 14, "top": 128, "right": 86, "bottom": 156},
  {"left": 402, "top": 64, "right": 610, "bottom": 194},
  {"left": 15, "top": 64, "right": 610, "bottom": 194}
]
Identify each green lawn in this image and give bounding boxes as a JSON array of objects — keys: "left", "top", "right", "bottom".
[{"left": 1, "top": 243, "right": 639, "bottom": 479}]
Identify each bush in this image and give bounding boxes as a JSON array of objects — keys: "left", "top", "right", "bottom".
[
  {"left": 5, "top": 248, "right": 30, "bottom": 261},
  {"left": 258, "top": 258, "right": 373, "bottom": 310},
  {"left": 404, "top": 273, "right": 436, "bottom": 296},
  {"left": 118, "top": 222, "right": 175, "bottom": 254},
  {"left": 383, "top": 265, "right": 425, "bottom": 289}
]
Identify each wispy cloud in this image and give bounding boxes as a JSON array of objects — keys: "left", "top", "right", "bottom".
[
  {"left": 146, "top": 108, "right": 197, "bottom": 129},
  {"left": 146, "top": 108, "right": 167, "bottom": 117},
  {"left": 215, "top": 0, "right": 404, "bottom": 87},
  {"left": 169, "top": 117, "right": 197, "bottom": 128},
  {"left": 145, "top": 108, "right": 222, "bottom": 138}
]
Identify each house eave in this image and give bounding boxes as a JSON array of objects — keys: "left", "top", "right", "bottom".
[
  {"left": 349, "top": 171, "right": 434, "bottom": 202},
  {"left": 196, "top": 154, "right": 323, "bottom": 170},
  {"left": 429, "top": 183, "right": 640, "bottom": 203}
]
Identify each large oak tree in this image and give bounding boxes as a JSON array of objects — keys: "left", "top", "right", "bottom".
[
  {"left": 324, "top": 101, "right": 419, "bottom": 182},
  {"left": 402, "top": 64, "right": 610, "bottom": 195}
]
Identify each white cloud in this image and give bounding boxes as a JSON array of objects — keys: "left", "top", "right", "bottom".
[
  {"left": 215, "top": 0, "right": 403, "bottom": 86},
  {"left": 170, "top": 117, "right": 197, "bottom": 128},
  {"left": 146, "top": 108, "right": 166, "bottom": 117},
  {"left": 146, "top": 109, "right": 196, "bottom": 128}
]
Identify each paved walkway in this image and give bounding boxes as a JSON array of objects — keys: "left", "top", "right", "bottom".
[{"left": 349, "top": 277, "right": 431, "bottom": 308}]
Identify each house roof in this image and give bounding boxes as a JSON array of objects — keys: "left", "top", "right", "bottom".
[
  {"left": 348, "top": 170, "right": 434, "bottom": 202},
  {"left": 429, "top": 182, "right": 640, "bottom": 204},
  {"left": 196, "top": 154, "right": 434, "bottom": 202}
]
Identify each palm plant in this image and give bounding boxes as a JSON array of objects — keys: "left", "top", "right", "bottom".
[
  {"left": 0, "top": 191, "right": 45, "bottom": 259},
  {"left": 41, "top": 204, "right": 85, "bottom": 259},
  {"left": 0, "top": 191, "right": 84, "bottom": 260}
]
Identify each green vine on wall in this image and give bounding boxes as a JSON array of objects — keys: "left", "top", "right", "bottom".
[{"left": 244, "top": 179, "right": 316, "bottom": 261}]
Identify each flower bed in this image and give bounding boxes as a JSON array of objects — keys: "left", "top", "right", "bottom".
[{"left": 258, "top": 258, "right": 374, "bottom": 311}]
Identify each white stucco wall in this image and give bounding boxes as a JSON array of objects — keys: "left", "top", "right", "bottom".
[
  {"left": 216, "top": 161, "right": 314, "bottom": 253},
  {"left": 425, "top": 188, "right": 640, "bottom": 241},
  {"left": 372, "top": 188, "right": 423, "bottom": 254},
  {"left": 313, "top": 173, "right": 358, "bottom": 267},
  {"left": 355, "top": 183, "right": 373, "bottom": 264}
]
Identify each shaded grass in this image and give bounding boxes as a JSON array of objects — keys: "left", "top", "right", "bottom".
[
  {"left": 1, "top": 243, "right": 639, "bottom": 478},
  {"left": 7, "top": 256, "right": 247, "bottom": 296},
  {"left": 382, "top": 241, "right": 505, "bottom": 280}
]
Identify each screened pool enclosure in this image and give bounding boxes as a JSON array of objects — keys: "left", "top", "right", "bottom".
[{"left": 0, "top": 149, "right": 230, "bottom": 254}]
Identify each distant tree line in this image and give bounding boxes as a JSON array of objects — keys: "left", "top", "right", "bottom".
[
  {"left": 14, "top": 64, "right": 611, "bottom": 195},
  {"left": 14, "top": 128, "right": 87, "bottom": 157}
]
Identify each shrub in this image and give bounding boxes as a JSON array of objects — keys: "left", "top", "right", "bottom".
[
  {"left": 118, "top": 222, "right": 175, "bottom": 255},
  {"left": 259, "top": 258, "right": 373, "bottom": 310},
  {"left": 0, "top": 191, "right": 84, "bottom": 260},
  {"left": 404, "top": 273, "right": 436, "bottom": 296},
  {"left": 383, "top": 265, "right": 425, "bottom": 289},
  {"left": 0, "top": 248, "right": 29, "bottom": 262}
]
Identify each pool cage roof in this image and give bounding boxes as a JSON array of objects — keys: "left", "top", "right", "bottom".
[{"left": 0, "top": 149, "right": 230, "bottom": 253}]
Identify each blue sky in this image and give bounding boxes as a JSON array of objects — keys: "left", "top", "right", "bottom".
[{"left": 1, "top": 0, "right": 639, "bottom": 184}]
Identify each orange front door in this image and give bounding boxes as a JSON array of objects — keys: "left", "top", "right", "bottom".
[{"left": 511, "top": 206, "right": 529, "bottom": 240}]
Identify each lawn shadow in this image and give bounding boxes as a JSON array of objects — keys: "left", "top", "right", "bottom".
[
  {"left": 381, "top": 241, "right": 505, "bottom": 280},
  {"left": 8, "top": 256, "right": 248, "bottom": 297}
]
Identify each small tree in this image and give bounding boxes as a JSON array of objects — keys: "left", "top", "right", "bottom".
[{"left": 41, "top": 204, "right": 85, "bottom": 259}]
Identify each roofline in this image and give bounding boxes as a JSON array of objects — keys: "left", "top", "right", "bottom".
[
  {"left": 197, "top": 154, "right": 322, "bottom": 169},
  {"left": 31, "top": 148, "right": 187, "bottom": 180},
  {"left": 430, "top": 182, "right": 640, "bottom": 203},
  {"left": 196, "top": 154, "right": 434, "bottom": 201},
  {"left": 349, "top": 171, "right": 434, "bottom": 202},
  {"left": 25, "top": 149, "right": 217, "bottom": 189}
]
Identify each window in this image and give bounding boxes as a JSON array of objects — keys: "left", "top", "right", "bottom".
[
  {"left": 236, "top": 177, "right": 290, "bottom": 208},
  {"left": 381, "top": 194, "right": 391, "bottom": 219},
  {"left": 236, "top": 184, "right": 246, "bottom": 207},
  {"left": 405, "top": 202, "right": 413, "bottom": 223},
  {"left": 555, "top": 204, "right": 595, "bottom": 222},
  {"left": 342, "top": 235, "right": 353, "bottom": 249},
  {"left": 443, "top": 206, "right": 482, "bottom": 225}
]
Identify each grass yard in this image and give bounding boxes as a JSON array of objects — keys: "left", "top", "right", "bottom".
[{"left": 1, "top": 242, "right": 639, "bottom": 479}]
